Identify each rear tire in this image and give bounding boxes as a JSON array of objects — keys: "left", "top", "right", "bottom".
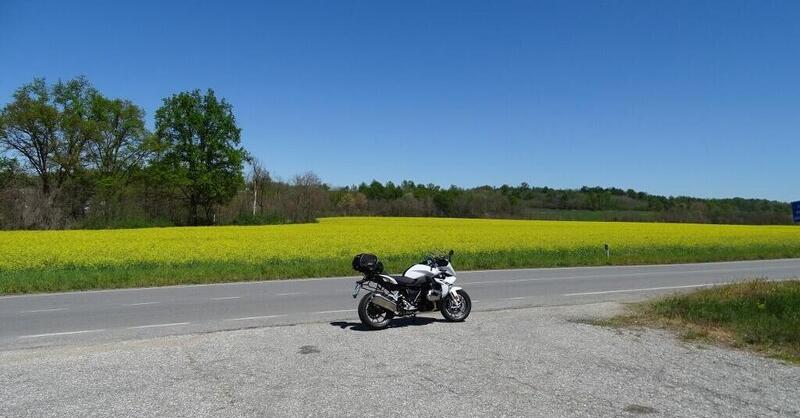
[
  {"left": 440, "top": 289, "right": 471, "bottom": 322},
  {"left": 358, "top": 293, "right": 394, "bottom": 330}
]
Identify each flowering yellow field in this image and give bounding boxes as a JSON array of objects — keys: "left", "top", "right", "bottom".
[{"left": 2, "top": 217, "right": 799, "bottom": 272}]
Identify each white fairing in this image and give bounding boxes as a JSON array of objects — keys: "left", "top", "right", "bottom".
[
  {"left": 440, "top": 263, "right": 456, "bottom": 277},
  {"left": 381, "top": 260, "right": 459, "bottom": 294},
  {"left": 440, "top": 283, "right": 450, "bottom": 295},
  {"left": 438, "top": 262, "right": 457, "bottom": 284},
  {"left": 432, "top": 262, "right": 459, "bottom": 296},
  {"left": 403, "top": 264, "right": 435, "bottom": 280}
]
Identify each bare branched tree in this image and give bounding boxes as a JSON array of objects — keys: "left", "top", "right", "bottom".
[
  {"left": 248, "top": 158, "right": 271, "bottom": 216},
  {"left": 291, "top": 171, "right": 325, "bottom": 222}
]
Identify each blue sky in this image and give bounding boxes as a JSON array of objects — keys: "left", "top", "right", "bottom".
[{"left": 1, "top": 1, "right": 798, "bottom": 201}]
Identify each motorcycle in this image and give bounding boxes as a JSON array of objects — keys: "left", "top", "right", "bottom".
[{"left": 351, "top": 250, "right": 471, "bottom": 330}]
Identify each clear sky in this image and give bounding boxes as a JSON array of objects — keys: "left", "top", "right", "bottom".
[{"left": 1, "top": 1, "right": 798, "bottom": 201}]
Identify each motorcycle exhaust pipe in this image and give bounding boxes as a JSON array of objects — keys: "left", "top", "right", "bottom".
[{"left": 370, "top": 294, "right": 398, "bottom": 313}]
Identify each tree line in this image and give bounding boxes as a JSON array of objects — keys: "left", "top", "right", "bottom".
[
  {"left": 1, "top": 77, "right": 793, "bottom": 229},
  {"left": 0, "top": 77, "right": 246, "bottom": 228},
  {"left": 339, "top": 182, "right": 791, "bottom": 224}
]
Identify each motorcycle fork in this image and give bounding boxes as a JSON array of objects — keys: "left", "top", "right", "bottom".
[{"left": 449, "top": 289, "right": 461, "bottom": 304}]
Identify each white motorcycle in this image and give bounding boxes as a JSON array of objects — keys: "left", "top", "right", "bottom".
[{"left": 351, "top": 250, "right": 471, "bottom": 330}]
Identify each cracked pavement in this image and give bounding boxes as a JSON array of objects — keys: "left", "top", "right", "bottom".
[{"left": 2, "top": 302, "right": 799, "bottom": 417}]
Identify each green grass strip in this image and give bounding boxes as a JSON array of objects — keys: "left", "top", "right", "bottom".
[
  {"left": 598, "top": 280, "right": 800, "bottom": 363},
  {"left": 2, "top": 244, "right": 800, "bottom": 294}
]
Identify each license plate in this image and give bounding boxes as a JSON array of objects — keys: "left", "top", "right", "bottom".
[{"left": 352, "top": 283, "right": 361, "bottom": 298}]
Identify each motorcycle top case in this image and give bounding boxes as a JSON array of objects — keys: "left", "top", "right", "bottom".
[{"left": 352, "top": 253, "right": 381, "bottom": 273}]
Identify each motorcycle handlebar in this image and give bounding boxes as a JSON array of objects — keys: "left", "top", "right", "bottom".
[{"left": 422, "top": 250, "right": 454, "bottom": 266}]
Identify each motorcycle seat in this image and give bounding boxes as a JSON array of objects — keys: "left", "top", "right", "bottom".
[{"left": 390, "top": 275, "right": 426, "bottom": 287}]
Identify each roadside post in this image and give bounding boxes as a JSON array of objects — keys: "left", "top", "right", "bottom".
[
  {"left": 604, "top": 243, "right": 610, "bottom": 259},
  {"left": 792, "top": 201, "right": 800, "bottom": 224}
]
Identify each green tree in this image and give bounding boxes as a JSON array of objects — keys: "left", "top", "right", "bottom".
[
  {"left": 0, "top": 78, "right": 61, "bottom": 195},
  {"left": 51, "top": 76, "right": 96, "bottom": 191},
  {"left": 0, "top": 77, "right": 99, "bottom": 226},
  {"left": 0, "top": 77, "right": 97, "bottom": 195},
  {"left": 87, "top": 95, "right": 151, "bottom": 219},
  {"left": 153, "top": 89, "right": 246, "bottom": 225}
]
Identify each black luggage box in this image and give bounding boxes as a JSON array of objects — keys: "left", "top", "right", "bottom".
[{"left": 352, "top": 253, "right": 381, "bottom": 273}]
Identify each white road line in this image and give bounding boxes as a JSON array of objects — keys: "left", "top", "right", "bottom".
[
  {"left": 462, "top": 266, "right": 790, "bottom": 286},
  {"left": 503, "top": 297, "right": 528, "bottom": 301},
  {"left": 209, "top": 296, "right": 241, "bottom": 301},
  {"left": 563, "top": 283, "right": 724, "bottom": 297},
  {"left": 127, "top": 322, "right": 191, "bottom": 329},
  {"left": 19, "top": 329, "right": 105, "bottom": 339},
  {"left": 123, "top": 301, "right": 160, "bottom": 306},
  {"left": 276, "top": 292, "right": 304, "bottom": 296},
  {"left": 313, "top": 309, "right": 352, "bottom": 314},
  {"left": 225, "top": 314, "right": 287, "bottom": 321},
  {"left": 19, "top": 308, "right": 67, "bottom": 313}
]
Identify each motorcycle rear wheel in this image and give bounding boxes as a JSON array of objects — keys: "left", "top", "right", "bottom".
[
  {"left": 440, "top": 289, "right": 471, "bottom": 322},
  {"left": 358, "top": 293, "right": 395, "bottom": 330}
]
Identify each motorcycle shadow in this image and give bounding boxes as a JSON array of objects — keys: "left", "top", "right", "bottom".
[{"left": 330, "top": 316, "right": 443, "bottom": 331}]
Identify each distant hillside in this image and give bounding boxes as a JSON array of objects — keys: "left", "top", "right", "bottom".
[{"left": 324, "top": 181, "right": 792, "bottom": 225}]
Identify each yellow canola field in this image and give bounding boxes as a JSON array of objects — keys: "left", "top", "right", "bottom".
[{"left": 1, "top": 217, "right": 799, "bottom": 271}]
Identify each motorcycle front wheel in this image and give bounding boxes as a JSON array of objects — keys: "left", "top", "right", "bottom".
[
  {"left": 358, "top": 292, "right": 395, "bottom": 330},
  {"left": 440, "top": 289, "right": 471, "bottom": 322}
]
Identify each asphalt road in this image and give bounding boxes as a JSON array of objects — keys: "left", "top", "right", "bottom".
[
  {"left": 1, "top": 258, "right": 799, "bottom": 350},
  {"left": 3, "top": 302, "right": 798, "bottom": 417}
]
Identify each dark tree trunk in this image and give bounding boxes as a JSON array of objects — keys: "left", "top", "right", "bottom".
[{"left": 190, "top": 196, "right": 199, "bottom": 226}]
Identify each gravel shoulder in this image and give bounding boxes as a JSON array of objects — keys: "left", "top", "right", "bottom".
[{"left": 1, "top": 302, "right": 798, "bottom": 417}]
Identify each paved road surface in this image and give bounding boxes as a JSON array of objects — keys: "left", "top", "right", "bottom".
[
  {"left": 2, "top": 303, "right": 798, "bottom": 417},
  {"left": 1, "top": 258, "right": 799, "bottom": 350}
]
